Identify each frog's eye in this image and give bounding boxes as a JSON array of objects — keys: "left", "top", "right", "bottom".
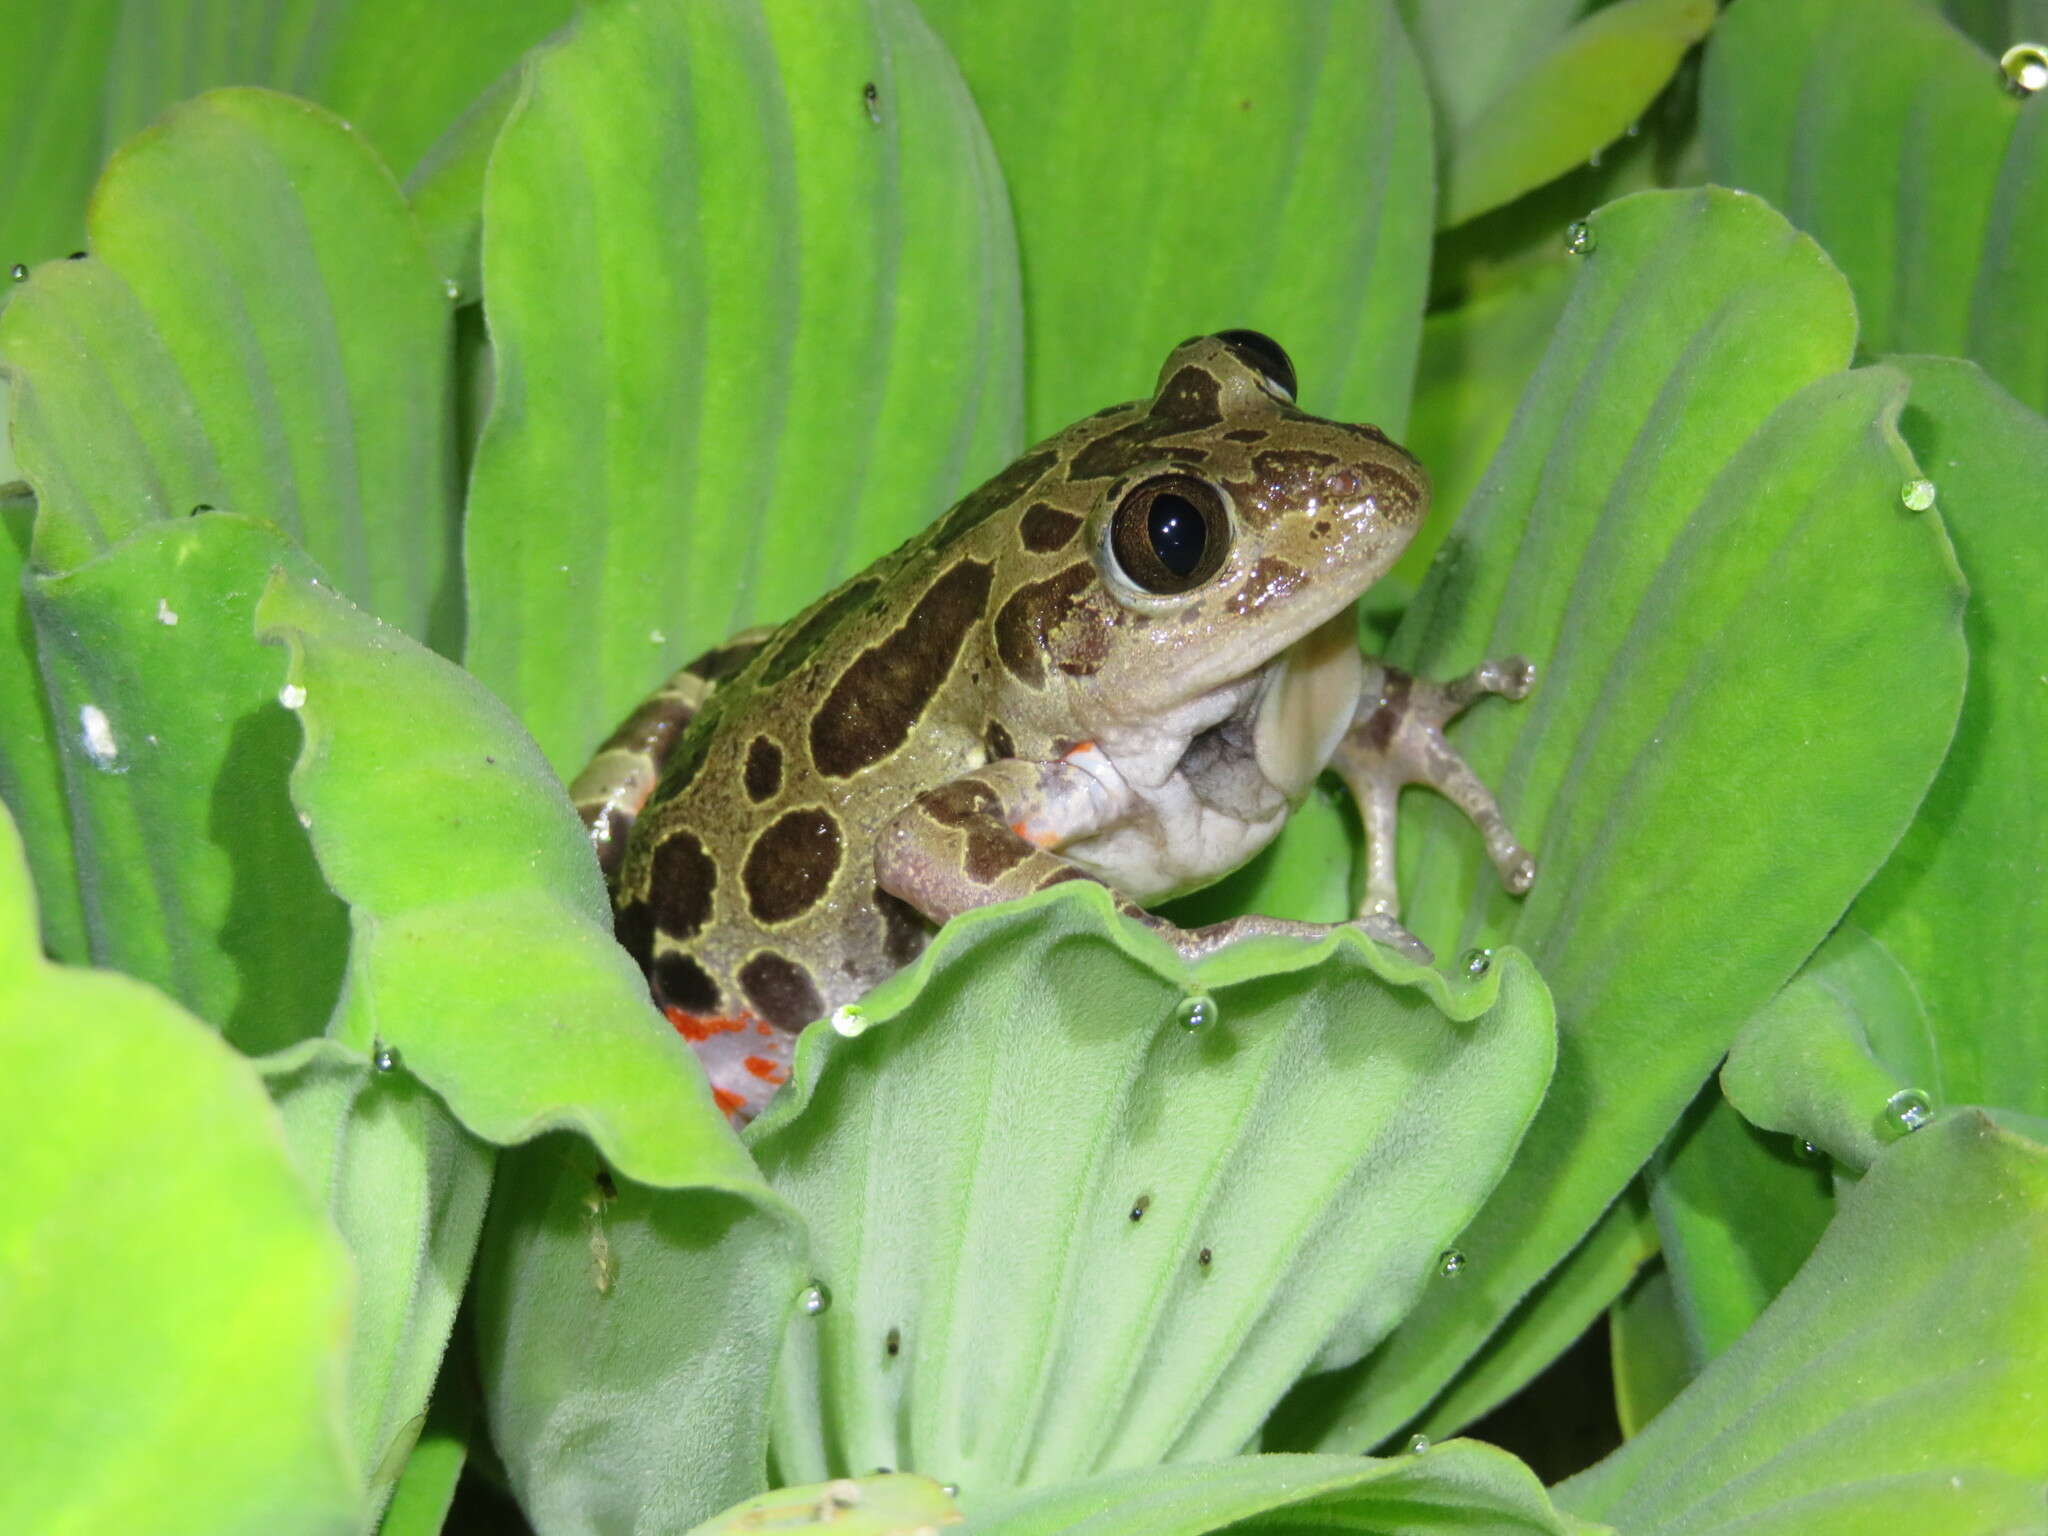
[
  {"left": 1109, "top": 474, "right": 1231, "bottom": 595},
  {"left": 1214, "top": 329, "right": 1297, "bottom": 402}
]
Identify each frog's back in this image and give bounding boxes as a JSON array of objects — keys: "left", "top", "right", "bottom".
[{"left": 608, "top": 404, "right": 1126, "bottom": 1079}]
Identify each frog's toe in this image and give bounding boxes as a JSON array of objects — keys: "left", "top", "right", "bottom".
[{"left": 1353, "top": 912, "right": 1433, "bottom": 964}]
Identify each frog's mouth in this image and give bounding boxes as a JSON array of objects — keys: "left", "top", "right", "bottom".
[{"left": 1251, "top": 603, "right": 1366, "bottom": 802}]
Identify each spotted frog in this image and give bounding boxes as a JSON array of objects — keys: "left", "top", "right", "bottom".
[{"left": 572, "top": 332, "right": 1535, "bottom": 1121}]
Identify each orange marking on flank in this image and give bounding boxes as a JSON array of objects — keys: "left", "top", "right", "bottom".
[
  {"left": 664, "top": 1006, "right": 757, "bottom": 1043},
  {"left": 743, "top": 1055, "right": 785, "bottom": 1082},
  {"left": 1062, "top": 740, "right": 1096, "bottom": 760},
  {"left": 712, "top": 1087, "right": 747, "bottom": 1116},
  {"left": 1011, "top": 818, "right": 1057, "bottom": 848}
]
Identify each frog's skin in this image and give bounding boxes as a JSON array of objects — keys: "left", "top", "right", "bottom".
[{"left": 571, "top": 333, "right": 1536, "bottom": 1122}]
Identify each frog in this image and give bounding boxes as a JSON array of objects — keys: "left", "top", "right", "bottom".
[{"left": 570, "top": 331, "right": 1536, "bottom": 1123}]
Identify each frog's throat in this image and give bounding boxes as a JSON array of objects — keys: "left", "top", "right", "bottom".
[{"left": 1253, "top": 604, "right": 1366, "bottom": 801}]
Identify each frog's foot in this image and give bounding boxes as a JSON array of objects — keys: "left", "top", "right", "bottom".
[
  {"left": 1159, "top": 910, "right": 1433, "bottom": 966},
  {"left": 1334, "top": 656, "right": 1538, "bottom": 921}
]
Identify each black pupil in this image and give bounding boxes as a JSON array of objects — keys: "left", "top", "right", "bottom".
[{"left": 1147, "top": 493, "right": 1206, "bottom": 577}]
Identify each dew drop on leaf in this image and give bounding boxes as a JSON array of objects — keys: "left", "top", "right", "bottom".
[
  {"left": 1129, "top": 1194, "right": 1151, "bottom": 1223},
  {"left": 1407, "top": 1433, "right": 1430, "bottom": 1454},
  {"left": 830, "top": 1003, "right": 869, "bottom": 1037},
  {"left": 372, "top": 1044, "right": 400, "bottom": 1073},
  {"left": 8, "top": 263, "right": 24, "bottom": 282},
  {"left": 1900, "top": 477, "right": 1937, "bottom": 511},
  {"left": 2002, "top": 42, "right": 2048, "bottom": 93},
  {"left": 1564, "top": 220, "right": 1596, "bottom": 256},
  {"left": 799, "top": 1281, "right": 832, "bottom": 1316},
  {"left": 1174, "top": 992, "right": 1218, "bottom": 1031},
  {"left": 1884, "top": 1087, "right": 1933, "bottom": 1135},
  {"left": 1459, "top": 948, "right": 1492, "bottom": 980},
  {"left": 1437, "top": 1248, "right": 1466, "bottom": 1278}
]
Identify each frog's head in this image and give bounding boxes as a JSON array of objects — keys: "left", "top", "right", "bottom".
[{"left": 994, "top": 331, "right": 1426, "bottom": 727}]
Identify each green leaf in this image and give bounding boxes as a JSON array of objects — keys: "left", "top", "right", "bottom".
[
  {"left": 0, "top": 0, "right": 119, "bottom": 271},
  {"left": 964, "top": 1441, "right": 1602, "bottom": 1535},
  {"left": 26, "top": 514, "right": 348, "bottom": 1050},
  {"left": 1558, "top": 1114, "right": 2048, "bottom": 1532},
  {"left": 1439, "top": 0, "right": 1717, "bottom": 228},
  {"left": 921, "top": 0, "right": 1432, "bottom": 439},
  {"left": 1642, "top": 1088, "right": 1834, "bottom": 1368},
  {"left": 1721, "top": 921, "right": 1941, "bottom": 1174},
  {"left": 0, "top": 800, "right": 360, "bottom": 1535},
  {"left": 1704, "top": 0, "right": 2048, "bottom": 414},
  {"left": 374, "top": 1381, "right": 470, "bottom": 1536},
  {"left": 0, "top": 484, "right": 84, "bottom": 959},
  {"left": 1398, "top": 261, "right": 1573, "bottom": 585},
  {"left": 1850, "top": 355, "right": 2048, "bottom": 1116},
  {"left": 1608, "top": 1266, "right": 1692, "bottom": 1438},
  {"left": 255, "top": 565, "right": 763, "bottom": 1191},
  {"left": 0, "top": 87, "right": 461, "bottom": 649},
  {"left": 1397, "top": 0, "right": 1583, "bottom": 146},
  {"left": 1409, "top": 1185, "right": 1655, "bottom": 1439},
  {"left": 474, "top": 1135, "right": 807, "bottom": 1533},
  {"left": 262, "top": 1038, "right": 494, "bottom": 1519},
  {"left": 462, "top": 0, "right": 1022, "bottom": 773},
  {"left": 1940, "top": 0, "right": 2048, "bottom": 54},
  {"left": 750, "top": 883, "right": 1553, "bottom": 1492},
  {"left": 1276, "top": 189, "right": 1968, "bottom": 1449}
]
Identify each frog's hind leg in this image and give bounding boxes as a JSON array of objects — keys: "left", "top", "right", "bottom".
[
  {"left": 569, "top": 628, "right": 774, "bottom": 878},
  {"left": 1332, "top": 656, "right": 1539, "bottom": 922}
]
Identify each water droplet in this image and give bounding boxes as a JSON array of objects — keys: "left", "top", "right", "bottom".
[
  {"left": 1900, "top": 477, "right": 1936, "bottom": 511},
  {"left": 799, "top": 1281, "right": 832, "bottom": 1316},
  {"left": 1129, "top": 1194, "right": 1151, "bottom": 1222},
  {"left": 1587, "top": 146, "right": 1604, "bottom": 169},
  {"left": 1885, "top": 1087, "right": 1933, "bottom": 1134},
  {"left": 8, "top": 263, "right": 24, "bottom": 282},
  {"left": 297, "top": 810, "right": 313, "bottom": 830},
  {"left": 648, "top": 628, "right": 666, "bottom": 645},
  {"left": 1198, "top": 1246, "right": 1213, "bottom": 1267},
  {"left": 442, "top": 277, "right": 461, "bottom": 301},
  {"left": 829, "top": 1003, "right": 869, "bottom": 1037},
  {"left": 1437, "top": 1248, "right": 1466, "bottom": 1278},
  {"left": 278, "top": 683, "right": 307, "bottom": 710},
  {"left": 155, "top": 597, "right": 179, "bottom": 626},
  {"left": 372, "top": 1044, "right": 400, "bottom": 1073},
  {"left": 863, "top": 81, "right": 882, "bottom": 124},
  {"left": 1459, "top": 948, "right": 1492, "bottom": 979},
  {"left": 78, "top": 704, "right": 120, "bottom": 771},
  {"left": 884, "top": 1326, "right": 901, "bottom": 1357},
  {"left": 941, "top": 1482, "right": 960, "bottom": 1498},
  {"left": 1408, "top": 1433, "right": 1430, "bottom": 1454},
  {"left": 2003, "top": 42, "right": 2048, "bottom": 93},
  {"left": 1799, "top": 1138, "right": 1822, "bottom": 1161},
  {"left": 1565, "top": 220, "right": 1596, "bottom": 256},
  {"left": 1174, "top": 992, "right": 1218, "bottom": 1031}
]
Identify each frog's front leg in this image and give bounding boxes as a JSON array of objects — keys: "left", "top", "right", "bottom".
[
  {"left": 1332, "top": 655, "right": 1538, "bottom": 922},
  {"left": 875, "top": 757, "right": 1145, "bottom": 928}
]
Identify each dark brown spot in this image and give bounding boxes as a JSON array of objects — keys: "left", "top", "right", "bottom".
[
  {"left": 885, "top": 1327, "right": 901, "bottom": 1357},
  {"left": 984, "top": 720, "right": 1015, "bottom": 760},
  {"left": 693, "top": 633, "right": 772, "bottom": 684},
  {"left": 758, "top": 577, "right": 882, "bottom": 687},
  {"left": 1337, "top": 420, "right": 1394, "bottom": 447},
  {"left": 919, "top": 780, "right": 1030, "bottom": 885},
  {"left": 1363, "top": 671, "right": 1411, "bottom": 752},
  {"left": 654, "top": 951, "right": 721, "bottom": 1015},
  {"left": 614, "top": 898, "right": 654, "bottom": 969},
  {"left": 1313, "top": 520, "right": 1332, "bottom": 537},
  {"left": 1223, "top": 557, "right": 1302, "bottom": 616},
  {"left": 738, "top": 951, "right": 824, "bottom": 1030},
  {"left": 595, "top": 691, "right": 697, "bottom": 759},
  {"left": 1035, "top": 867, "right": 1093, "bottom": 892},
  {"left": 994, "top": 562, "right": 1096, "bottom": 688},
  {"left": 932, "top": 450, "right": 1059, "bottom": 549},
  {"left": 876, "top": 888, "right": 930, "bottom": 966},
  {"left": 742, "top": 807, "right": 842, "bottom": 924},
  {"left": 811, "top": 560, "right": 994, "bottom": 777},
  {"left": 1224, "top": 427, "right": 1267, "bottom": 443},
  {"left": 649, "top": 829, "right": 717, "bottom": 940},
  {"left": 1152, "top": 364, "right": 1224, "bottom": 427},
  {"left": 1018, "top": 501, "right": 1082, "bottom": 553},
  {"left": 743, "top": 735, "right": 783, "bottom": 802}
]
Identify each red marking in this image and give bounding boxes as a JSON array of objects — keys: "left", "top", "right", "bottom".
[
  {"left": 712, "top": 1087, "right": 746, "bottom": 1116},
  {"left": 756, "top": 1022, "right": 774, "bottom": 1037},
  {"left": 664, "top": 1006, "right": 756, "bottom": 1043},
  {"left": 743, "top": 1055, "right": 785, "bottom": 1083},
  {"left": 1062, "top": 740, "right": 1096, "bottom": 760}
]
